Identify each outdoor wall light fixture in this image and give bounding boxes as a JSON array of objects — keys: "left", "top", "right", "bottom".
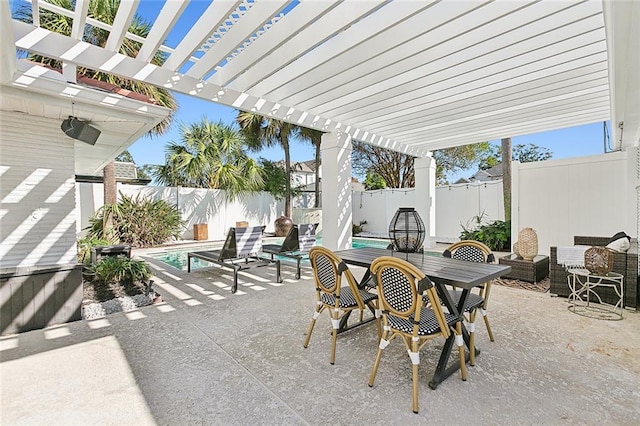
[{"left": 388, "top": 207, "right": 425, "bottom": 259}]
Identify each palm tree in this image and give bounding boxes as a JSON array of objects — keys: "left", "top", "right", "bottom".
[
  {"left": 236, "top": 111, "right": 300, "bottom": 217},
  {"left": 299, "top": 127, "right": 324, "bottom": 208},
  {"left": 152, "top": 118, "right": 263, "bottom": 200},
  {"left": 501, "top": 137, "right": 513, "bottom": 222},
  {"left": 14, "top": 0, "right": 178, "bottom": 208}
]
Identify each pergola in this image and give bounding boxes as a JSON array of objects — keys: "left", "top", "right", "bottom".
[{"left": 2, "top": 0, "right": 639, "bottom": 250}]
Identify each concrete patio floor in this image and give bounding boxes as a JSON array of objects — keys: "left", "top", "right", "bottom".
[{"left": 1, "top": 255, "right": 639, "bottom": 425}]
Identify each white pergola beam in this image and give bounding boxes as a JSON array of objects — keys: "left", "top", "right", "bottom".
[
  {"left": 249, "top": 0, "right": 441, "bottom": 98},
  {"left": 137, "top": 0, "right": 190, "bottom": 62},
  {"left": 271, "top": 0, "right": 529, "bottom": 106},
  {"left": 162, "top": 0, "right": 244, "bottom": 72},
  {"left": 374, "top": 83, "right": 610, "bottom": 137},
  {"left": 70, "top": 0, "right": 89, "bottom": 40},
  {"left": 407, "top": 102, "right": 610, "bottom": 147},
  {"left": 305, "top": 19, "right": 606, "bottom": 116},
  {"left": 603, "top": 0, "right": 640, "bottom": 148},
  {"left": 187, "top": 0, "right": 289, "bottom": 80},
  {"left": 12, "top": 20, "right": 428, "bottom": 158},
  {"left": 228, "top": 0, "right": 388, "bottom": 92},
  {"left": 353, "top": 65, "right": 609, "bottom": 128},
  {"left": 0, "top": 0, "right": 16, "bottom": 84},
  {"left": 412, "top": 108, "right": 610, "bottom": 151},
  {"left": 210, "top": 0, "right": 340, "bottom": 87},
  {"left": 104, "top": 0, "right": 140, "bottom": 52},
  {"left": 31, "top": 0, "right": 40, "bottom": 26},
  {"left": 323, "top": 45, "right": 607, "bottom": 124}
]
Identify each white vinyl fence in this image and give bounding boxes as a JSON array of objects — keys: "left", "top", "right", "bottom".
[
  {"left": 77, "top": 150, "right": 638, "bottom": 255},
  {"left": 353, "top": 150, "right": 637, "bottom": 255},
  {"left": 76, "top": 184, "right": 283, "bottom": 241}
]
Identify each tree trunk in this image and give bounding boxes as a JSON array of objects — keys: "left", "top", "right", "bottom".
[
  {"left": 103, "top": 161, "right": 117, "bottom": 239},
  {"left": 314, "top": 138, "right": 321, "bottom": 208},
  {"left": 283, "top": 136, "right": 292, "bottom": 218},
  {"left": 501, "top": 138, "right": 512, "bottom": 222},
  {"left": 104, "top": 161, "right": 117, "bottom": 204}
]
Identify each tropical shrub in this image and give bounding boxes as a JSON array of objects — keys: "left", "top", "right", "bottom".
[
  {"left": 353, "top": 220, "right": 368, "bottom": 235},
  {"left": 87, "top": 193, "right": 184, "bottom": 247},
  {"left": 87, "top": 256, "right": 151, "bottom": 301},
  {"left": 90, "top": 256, "right": 151, "bottom": 285},
  {"left": 77, "top": 236, "right": 113, "bottom": 264},
  {"left": 460, "top": 215, "right": 511, "bottom": 251}
]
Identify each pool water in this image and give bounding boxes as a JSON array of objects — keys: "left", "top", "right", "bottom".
[{"left": 147, "top": 237, "right": 391, "bottom": 271}]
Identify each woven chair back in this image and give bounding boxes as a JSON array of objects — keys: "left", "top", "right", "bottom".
[
  {"left": 443, "top": 240, "right": 494, "bottom": 264},
  {"left": 309, "top": 247, "right": 364, "bottom": 307},
  {"left": 370, "top": 256, "right": 449, "bottom": 336}
]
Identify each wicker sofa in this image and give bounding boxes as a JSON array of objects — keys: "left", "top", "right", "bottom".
[{"left": 550, "top": 236, "right": 639, "bottom": 309}]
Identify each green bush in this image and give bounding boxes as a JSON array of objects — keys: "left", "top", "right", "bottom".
[
  {"left": 77, "top": 236, "right": 113, "bottom": 264},
  {"left": 86, "top": 193, "right": 184, "bottom": 247},
  {"left": 353, "top": 220, "right": 367, "bottom": 235},
  {"left": 460, "top": 215, "right": 511, "bottom": 251},
  {"left": 90, "top": 256, "right": 151, "bottom": 285},
  {"left": 87, "top": 256, "right": 151, "bottom": 301}
]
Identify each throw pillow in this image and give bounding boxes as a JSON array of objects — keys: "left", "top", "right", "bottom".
[{"left": 606, "top": 231, "right": 631, "bottom": 253}]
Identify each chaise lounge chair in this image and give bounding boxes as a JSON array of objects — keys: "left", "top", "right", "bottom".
[
  {"left": 263, "top": 224, "right": 317, "bottom": 279},
  {"left": 187, "top": 226, "right": 282, "bottom": 293}
]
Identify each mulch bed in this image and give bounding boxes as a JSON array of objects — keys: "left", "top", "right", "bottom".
[{"left": 494, "top": 277, "right": 550, "bottom": 293}]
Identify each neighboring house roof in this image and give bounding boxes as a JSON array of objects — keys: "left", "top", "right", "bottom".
[
  {"left": 274, "top": 159, "right": 319, "bottom": 174},
  {"left": 470, "top": 164, "right": 503, "bottom": 181},
  {"left": 454, "top": 177, "right": 472, "bottom": 184},
  {"left": 75, "top": 161, "right": 150, "bottom": 185}
]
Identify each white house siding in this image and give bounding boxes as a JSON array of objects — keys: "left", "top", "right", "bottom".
[{"left": 0, "top": 111, "right": 77, "bottom": 267}]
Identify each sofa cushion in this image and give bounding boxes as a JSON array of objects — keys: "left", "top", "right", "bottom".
[{"left": 606, "top": 232, "right": 631, "bottom": 253}]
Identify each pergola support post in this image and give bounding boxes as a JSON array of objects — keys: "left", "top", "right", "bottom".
[
  {"left": 414, "top": 155, "right": 436, "bottom": 249},
  {"left": 320, "top": 131, "right": 353, "bottom": 251}
]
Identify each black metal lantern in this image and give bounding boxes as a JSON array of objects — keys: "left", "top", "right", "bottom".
[{"left": 388, "top": 207, "right": 425, "bottom": 256}]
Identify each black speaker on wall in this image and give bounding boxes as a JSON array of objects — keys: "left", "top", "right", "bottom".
[{"left": 61, "top": 117, "right": 101, "bottom": 145}]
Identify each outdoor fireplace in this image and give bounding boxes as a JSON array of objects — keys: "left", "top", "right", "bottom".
[{"left": 388, "top": 207, "right": 425, "bottom": 256}]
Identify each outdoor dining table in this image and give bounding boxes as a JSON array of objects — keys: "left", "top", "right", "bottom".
[{"left": 332, "top": 247, "right": 511, "bottom": 390}]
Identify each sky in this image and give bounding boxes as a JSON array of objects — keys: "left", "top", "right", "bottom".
[
  {"left": 128, "top": 91, "right": 612, "bottom": 183},
  {"left": 118, "top": 0, "right": 613, "bottom": 183}
]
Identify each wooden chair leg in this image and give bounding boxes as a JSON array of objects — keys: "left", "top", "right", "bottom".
[
  {"left": 482, "top": 309, "right": 494, "bottom": 342},
  {"left": 329, "top": 327, "right": 338, "bottom": 365},
  {"left": 329, "top": 309, "right": 340, "bottom": 365},
  {"left": 411, "top": 338, "right": 420, "bottom": 414},
  {"left": 456, "top": 322, "right": 467, "bottom": 381},
  {"left": 303, "top": 308, "right": 321, "bottom": 348},
  {"left": 468, "top": 310, "right": 477, "bottom": 366},
  {"left": 368, "top": 329, "right": 389, "bottom": 387}
]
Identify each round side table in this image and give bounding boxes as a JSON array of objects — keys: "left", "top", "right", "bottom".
[{"left": 567, "top": 269, "right": 624, "bottom": 320}]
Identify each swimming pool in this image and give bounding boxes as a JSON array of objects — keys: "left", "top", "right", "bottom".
[{"left": 146, "top": 237, "right": 391, "bottom": 271}]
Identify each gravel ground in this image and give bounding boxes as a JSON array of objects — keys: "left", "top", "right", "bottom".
[{"left": 81, "top": 279, "right": 160, "bottom": 320}]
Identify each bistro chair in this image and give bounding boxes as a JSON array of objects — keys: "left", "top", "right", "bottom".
[
  {"left": 443, "top": 240, "right": 495, "bottom": 364},
  {"left": 368, "top": 256, "right": 467, "bottom": 414},
  {"left": 304, "top": 246, "right": 381, "bottom": 365}
]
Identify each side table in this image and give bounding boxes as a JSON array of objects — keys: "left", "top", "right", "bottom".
[
  {"left": 567, "top": 269, "right": 624, "bottom": 320},
  {"left": 498, "top": 254, "right": 549, "bottom": 283}
]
